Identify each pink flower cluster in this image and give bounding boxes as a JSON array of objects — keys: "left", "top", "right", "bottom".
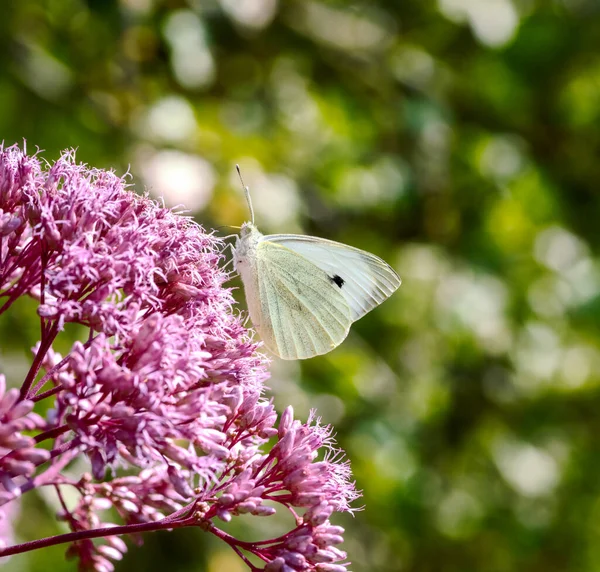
[{"left": 0, "top": 144, "right": 358, "bottom": 571}]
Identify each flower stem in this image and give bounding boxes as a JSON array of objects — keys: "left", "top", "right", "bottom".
[
  {"left": 19, "top": 322, "right": 59, "bottom": 401},
  {"left": 0, "top": 516, "right": 197, "bottom": 557}
]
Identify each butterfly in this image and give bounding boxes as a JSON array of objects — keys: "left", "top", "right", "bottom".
[{"left": 232, "top": 166, "right": 401, "bottom": 360}]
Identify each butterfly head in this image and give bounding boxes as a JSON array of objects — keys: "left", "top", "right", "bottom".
[{"left": 239, "top": 221, "right": 259, "bottom": 239}]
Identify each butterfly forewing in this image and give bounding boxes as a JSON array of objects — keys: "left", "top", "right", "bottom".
[
  {"left": 264, "top": 235, "right": 401, "bottom": 321},
  {"left": 256, "top": 240, "right": 352, "bottom": 359}
]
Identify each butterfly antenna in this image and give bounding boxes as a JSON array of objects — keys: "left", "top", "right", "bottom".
[{"left": 236, "top": 164, "right": 255, "bottom": 225}]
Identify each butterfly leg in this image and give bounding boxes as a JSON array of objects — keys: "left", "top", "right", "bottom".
[
  {"left": 220, "top": 242, "right": 237, "bottom": 272},
  {"left": 219, "top": 233, "right": 240, "bottom": 241},
  {"left": 217, "top": 237, "right": 237, "bottom": 254}
]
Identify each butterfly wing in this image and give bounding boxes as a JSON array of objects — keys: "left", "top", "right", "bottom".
[
  {"left": 264, "top": 234, "right": 401, "bottom": 321},
  {"left": 254, "top": 240, "right": 352, "bottom": 360}
]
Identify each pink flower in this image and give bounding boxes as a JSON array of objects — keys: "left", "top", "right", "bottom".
[{"left": 0, "top": 144, "right": 358, "bottom": 571}]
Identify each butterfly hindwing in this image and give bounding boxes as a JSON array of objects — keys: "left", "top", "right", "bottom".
[
  {"left": 255, "top": 240, "right": 352, "bottom": 360},
  {"left": 264, "top": 234, "right": 401, "bottom": 321}
]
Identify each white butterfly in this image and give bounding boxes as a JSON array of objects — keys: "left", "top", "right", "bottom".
[{"left": 232, "top": 166, "right": 401, "bottom": 360}]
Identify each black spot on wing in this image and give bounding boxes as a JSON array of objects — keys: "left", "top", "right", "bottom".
[{"left": 329, "top": 274, "right": 345, "bottom": 289}]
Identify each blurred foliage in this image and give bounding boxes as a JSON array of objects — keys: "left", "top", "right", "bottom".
[{"left": 2, "top": 0, "right": 600, "bottom": 571}]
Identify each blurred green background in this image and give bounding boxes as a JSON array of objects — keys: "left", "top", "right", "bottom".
[{"left": 2, "top": 0, "right": 600, "bottom": 571}]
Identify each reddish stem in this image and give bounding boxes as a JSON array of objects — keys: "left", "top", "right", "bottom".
[
  {"left": 0, "top": 426, "right": 72, "bottom": 470},
  {"left": 207, "top": 525, "right": 265, "bottom": 570},
  {"left": 31, "top": 333, "right": 99, "bottom": 400},
  {"left": 34, "top": 424, "right": 70, "bottom": 444},
  {"left": 19, "top": 322, "right": 59, "bottom": 401},
  {"left": 0, "top": 516, "right": 197, "bottom": 557},
  {"left": 31, "top": 384, "right": 62, "bottom": 403},
  {"left": 0, "top": 240, "right": 37, "bottom": 293}
]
